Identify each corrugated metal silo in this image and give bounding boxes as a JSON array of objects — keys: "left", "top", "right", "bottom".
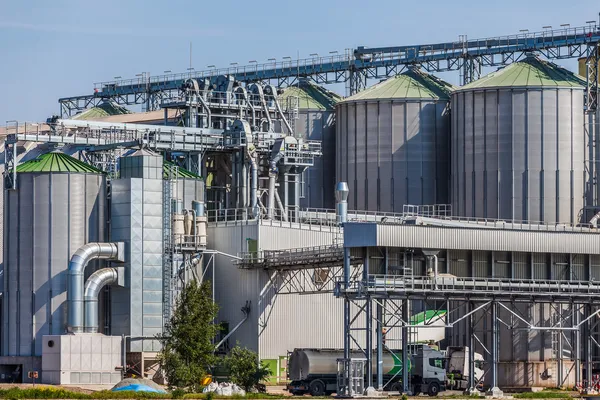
[
  {"left": 3, "top": 152, "right": 106, "bottom": 356},
  {"left": 280, "top": 81, "right": 341, "bottom": 209},
  {"left": 451, "top": 55, "right": 586, "bottom": 223},
  {"left": 336, "top": 68, "right": 453, "bottom": 212}
]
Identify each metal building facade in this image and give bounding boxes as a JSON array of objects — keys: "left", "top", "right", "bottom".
[
  {"left": 336, "top": 69, "right": 453, "bottom": 212},
  {"left": 110, "top": 152, "right": 164, "bottom": 352},
  {"left": 280, "top": 83, "right": 340, "bottom": 209},
  {"left": 451, "top": 56, "right": 586, "bottom": 223},
  {"left": 3, "top": 170, "right": 106, "bottom": 356}
]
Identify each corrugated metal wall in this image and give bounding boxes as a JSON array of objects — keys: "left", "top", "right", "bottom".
[
  {"left": 3, "top": 173, "right": 106, "bottom": 356},
  {"left": 293, "top": 109, "right": 336, "bottom": 209},
  {"left": 451, "top": 88, "right": 585, "bottom": 223},
  {"left": 110, "top": 177, "right": 163, "bottom": 352},
  {"left": 336, "top": 100, "right": 450, "bottom": 212}
]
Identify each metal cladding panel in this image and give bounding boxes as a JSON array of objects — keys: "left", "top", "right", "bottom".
[
  {"left": 435, "top": 103, "right": 449, "bottom": 203},
  {"left": 379, "top": 102, "right": 393, "bottom": 211},
  {"left": 451, "top": 88, "right": 584, "bottom": 223},
  {"left": 3, "top": 172, "right": 105, "bottom": 357},
  {"left": 337, "top": 98, "right": 449, "bottom": 213},
  {"left": 207, "top": 224, "right": 260, "bottom": 353},
  {"left": 109, "top": 180, "right": 132, "bottom": 337},
  {"left": 366, "top": 103, "right": 379, "bottom": 210},
  {"left": 392, "top": 102, "right": 407, "bottom": 210},
  {"left": 355, "top": 104, "right": 366, "bottom": 210},
  {"left": 345, "top": 223, "right": 600, "bottom": 255},
  {"left": 463, "top": 91, "right": 474, "bottom": 217},
  {"left": 347, "top": 103, "right": 356, "bottom": 209}
]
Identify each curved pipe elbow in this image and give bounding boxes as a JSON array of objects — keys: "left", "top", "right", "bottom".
[
  {"left": 84, "top": 268, "right": 119, "bottom": 333},
  {"left": 67, "top": 242, "right": 123, "bottom": 333}
]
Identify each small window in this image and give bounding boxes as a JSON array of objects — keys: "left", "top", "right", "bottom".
[
  {"left": 47, "top": 340, "right": 55, "bottom": 348},
  {"left": 429, "top": 358, "right": 444, "bottom": 368}
]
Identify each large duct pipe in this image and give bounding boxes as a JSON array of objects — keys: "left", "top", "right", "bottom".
[
  {"left": 84, "top": 268, "right": 118, "bottom": 333},
  {"left": 335, "top": 182, "right": 349, "bottom": 224},
  {"left": 590, "top": 211, "right": 600, "bottom": 228},
  {"left": 250, "top": 155, "right": 259, "bottom": 217},
  {"left": 67, "top": 242, "right": 123, "bottom": 333}
]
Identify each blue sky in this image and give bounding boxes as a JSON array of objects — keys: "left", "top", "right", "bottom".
[{"left": 0, "top": 0, "right": 598, "bottom": 122}]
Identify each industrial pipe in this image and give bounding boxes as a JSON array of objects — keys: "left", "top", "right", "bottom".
[
  {"left": 249, "top": 155, "right": 259, "bottom": 218},
  {"left": 84, "top": 268, "right": 118, "bottom": 333},
  {"left": 248, "top": 83, "right": 272, "bottom": 132},
  {"left": 265, "top": 84, "right": 293, "bottom": 135},
  {"left": 67, "top": 242, "right": 123, "bottom": 333},
  {"left": 590, "top": 211, "right": 600, "bottom": 228},
  {"left": 274, "top": 190, "right": 288, "bottom": 222},
  {"left": 335, "top": 182, "right": 349, "bottom": 224}
]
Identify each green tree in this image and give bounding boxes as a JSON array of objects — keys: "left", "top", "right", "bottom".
[
  {"left": 225, "top": 345, "right": 271, "bottom": 392},
  {"left": 158, "top": 280, "right": 219, "bottom": 392}
]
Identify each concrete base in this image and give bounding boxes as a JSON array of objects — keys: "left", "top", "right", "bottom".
[
  {"left": 464, "top": 387, "right": 482, "bottom": 396},
  {"left": 41, "top": 334, "right": 123, "bottom": 385},
  {"left": 486, "top": 386, "right": 504, "bottom": 398}
]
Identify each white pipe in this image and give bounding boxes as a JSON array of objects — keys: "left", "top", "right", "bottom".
[
  {"left": 274, "top": 190, "right": 288, "bottom": 222},
  {"left": 434, "top": 255, "right": 439, "bottom": 290},
  {"left": 249, "top": 156, "right": 259, "bottom": 217},
  {"left": 268, "top": 173, "right": 276, "bottom": 219},
  {"left": 67, "top": 242, "right": 123, "bottom": 333},
  {"left": 84, "top": 268, "right": 118, "bottom": 333},
  {"left": 265, "top": 84, "right": 293, "bottom": 135}
]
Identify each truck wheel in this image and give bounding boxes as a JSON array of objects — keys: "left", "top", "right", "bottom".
[
  {"left": 389, "top": 382, "right": 402, "bottom": 392},
  {"left": 309, "top": 380, "right": 326, "bottom": 396},
  {"left": 427, "top": 381, "right": 440, "bottom": 397}
]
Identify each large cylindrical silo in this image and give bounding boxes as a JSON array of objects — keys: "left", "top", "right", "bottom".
[
  {"left": 280, "top": 81, "right": 341, "bottom": 209},
  {"left": 336, "top": 68, "right": 453, "bottom": 212},
  {"left": 451, "top": 55, "right": 586, "bottom": 223},
  {"left": 3, "top": 152, "right": 106, "bottom": 356}
]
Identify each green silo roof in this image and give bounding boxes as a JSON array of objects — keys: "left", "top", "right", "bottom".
[
  {"left": 163, "top": 160, "right": 201, "bottom": 179},
  {"left": 279, "top": 82, "right": 342, "bottom": 110},
  {"left": 342, "top": 68, "right": 454, "bottom": 102},
  {"left": 17, "top": 152, "right": 103, "bottom": 174},
  {"left": 73, "top": 101, "right": 132, "bottom": 120},
  {"left": 459, "top": 55, "right": 586, "bottom": 90}
]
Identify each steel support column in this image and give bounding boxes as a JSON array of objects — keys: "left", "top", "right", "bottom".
[
  {"left": 586, "top": 303, "right": 593, "bottom": 391},
  {"left": 364, "top": 248, "right": 373, "bottom": 389},
  {"left": 575, "top": 303, "right": 581, "bottom": 386},
  {"left": 342, "top": 246, "right": 351, "bottom": 397},
  {"left": 376, "top": 301, "right": 383, "bottom": 390},
  {"left": 488, "top": 300, "right": 502, "bottom": 396},
  {"left": 466, "top": 301, "right": 476, "bottom": 394},
  {"left": 402, "top": 299, "right": 409, "bottom": 394}
]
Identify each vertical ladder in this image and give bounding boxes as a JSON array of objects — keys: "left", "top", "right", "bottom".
[{"left": 162, "top": 165, "right": 178, "bottom": 327}]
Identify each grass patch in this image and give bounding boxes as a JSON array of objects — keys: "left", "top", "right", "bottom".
[
  {"left": 0, "top": 388, "right": 291, "bottom": 400},
  {"left": 513, "top": 392, "right": 572, "bottom": 399}
]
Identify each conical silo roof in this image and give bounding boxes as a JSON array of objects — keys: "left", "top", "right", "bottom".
[
  {"left": 279, "top": 81, "right": 342, "bottom": 110},
  {"left": 16, "top": 151, "right": 103, "bottom": 173},
  {"left": 458, "top": 55, "right": 586, "bottom": 90},
  {"left": 341, "top": 68, "right": 454, "bottom": 102}
]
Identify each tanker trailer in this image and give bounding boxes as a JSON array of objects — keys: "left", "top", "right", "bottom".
[{"left": 287, "top": 345, "right": 446, "bottom": 396}]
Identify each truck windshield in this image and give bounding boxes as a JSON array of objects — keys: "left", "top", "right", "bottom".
[{"left": 429, "top": 358, "right": 445, "bottom": 369}]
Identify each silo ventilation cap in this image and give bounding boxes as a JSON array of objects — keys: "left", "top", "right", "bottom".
[{"left": 335, "top": 181, "right": 349, "bottom": 202}]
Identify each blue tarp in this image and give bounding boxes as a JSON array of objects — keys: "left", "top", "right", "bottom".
[{"left": 112, "top": 384, "right": 166, "bottom": 393}]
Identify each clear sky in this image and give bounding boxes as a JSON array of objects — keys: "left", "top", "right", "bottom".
[{"left": 0, "top": 0, "right": 598, "bottom": 122}]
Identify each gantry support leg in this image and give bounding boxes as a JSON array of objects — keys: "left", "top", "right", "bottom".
[
  {"left": 376, "top": 301, "right": 383, "bottom": 391},
  {"left": 575, "top": 303, "right": 581, "bottom": 388},
  {"left": 487, "top": 300, "right": 503, "bottom": 397},
  {"left": 364, "top": 248, "right": 373, "bottom": 391},
  {"left": 585, "top": 303, "right": 595, "bottom": 394},
  {"left": 402, "top": 298, "right": 409, "bottom": 394},
  {"left": 465, "top": 300, "right": 478, "bottom": 395}
]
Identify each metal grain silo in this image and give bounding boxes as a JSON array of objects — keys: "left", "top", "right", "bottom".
[
  {"left": 2, "top": 152, "right": 106, "bottom": 356},
  {"left": 280, "top": 81, "right": 341, "bottom": 209},
  {"left": 451, "top": 55, "right": 586, "bottom": 223},
  {"left": 336, "top": 68, "right": 453, "bottom": 212}
]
